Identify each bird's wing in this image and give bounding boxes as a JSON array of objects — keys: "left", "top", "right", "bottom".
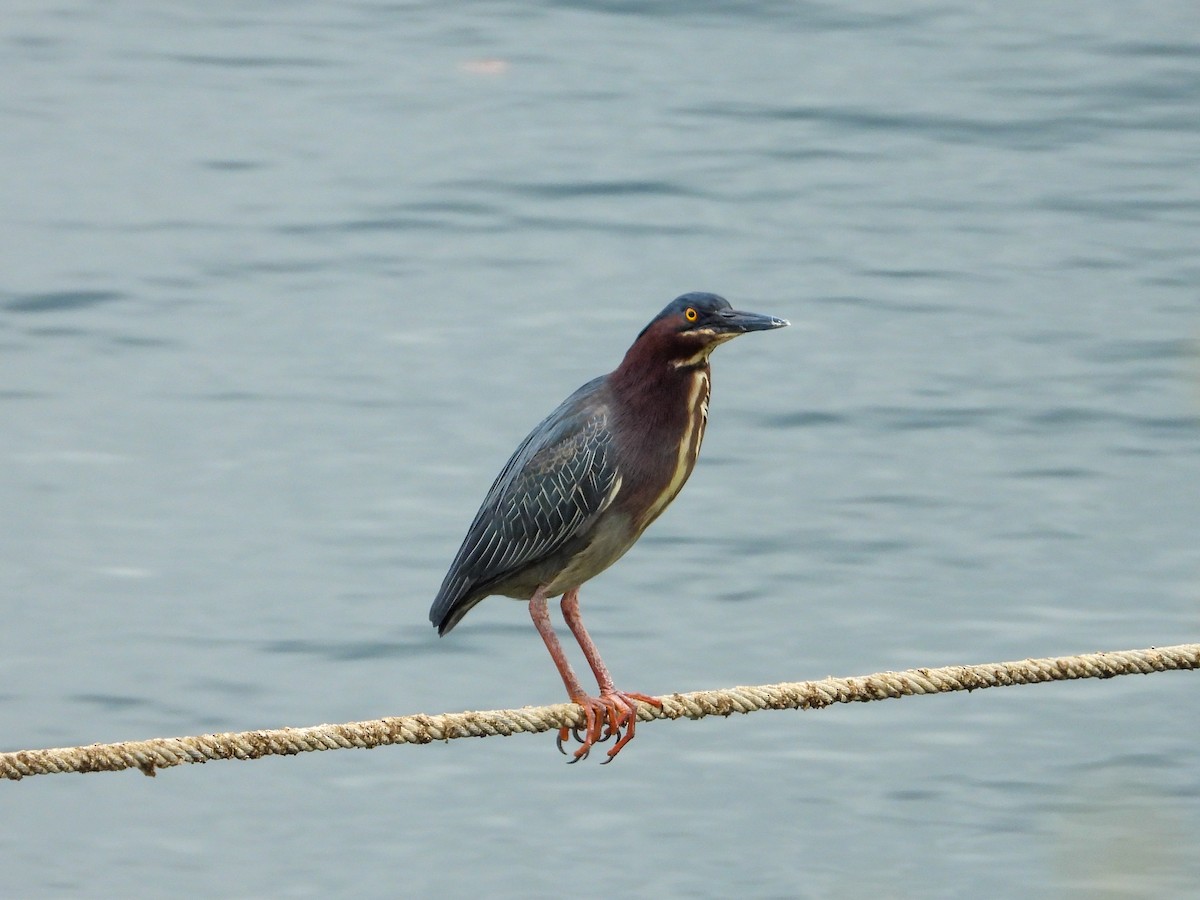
[{"left": 430, "top": 379, "right": 620, "bottom": 633}]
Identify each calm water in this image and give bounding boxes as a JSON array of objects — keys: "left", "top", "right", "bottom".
[{"left": 2, "top": 2, "right": 1199, "bottom": 897}]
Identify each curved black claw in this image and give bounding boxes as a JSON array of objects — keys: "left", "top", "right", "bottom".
[
  {"left": 554, "top": 725, "right": 588, "bottom": 755},
  {"left": 599, "top": 726, "right": 632, "bottom": 765},
  {"left": 556, "top": 723, "right": 610, "bottom": 760}
]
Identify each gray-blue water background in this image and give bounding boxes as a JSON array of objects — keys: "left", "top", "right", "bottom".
[{"left": 2, "top": 2, "right": 1198, "bottom": 897}]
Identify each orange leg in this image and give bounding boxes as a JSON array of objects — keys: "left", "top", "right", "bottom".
[
  {"left": 528, "top": 586, "right": 661, "bottom": 763},
  {"left": 529, "top": 586, "right": 606, "bottom": 762},
  {"left": 559, "top": 588, "right": 662, "bottom": 763}
]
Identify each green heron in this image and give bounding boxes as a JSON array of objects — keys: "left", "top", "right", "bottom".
[{"left": 430, "top": 292, "right": 788, "bottom": 762}]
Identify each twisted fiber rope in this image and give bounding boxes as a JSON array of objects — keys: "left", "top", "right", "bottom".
[{"left": 3, "top": 643, "right": 1196, "bottom": 781}]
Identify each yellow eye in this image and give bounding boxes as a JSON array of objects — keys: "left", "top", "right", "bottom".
[{"left": 684, "top": 307, "right": 698, "bottom": 322}]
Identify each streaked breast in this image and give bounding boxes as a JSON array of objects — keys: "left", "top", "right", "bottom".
[{"left": 638, "top": 368, "right": 710, "bottom": 529}]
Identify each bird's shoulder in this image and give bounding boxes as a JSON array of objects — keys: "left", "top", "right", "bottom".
[{"left": 485, "top": 375, "right": 614, "bottom": 501}]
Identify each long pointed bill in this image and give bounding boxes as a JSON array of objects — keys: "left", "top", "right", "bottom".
[{"left": 718, "top": 309, "right": 790, "bottom": 334}]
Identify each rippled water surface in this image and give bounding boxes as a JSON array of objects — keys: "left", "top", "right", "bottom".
[{"left": 2, "top": 2, "right": 1198, "bottom": 897}]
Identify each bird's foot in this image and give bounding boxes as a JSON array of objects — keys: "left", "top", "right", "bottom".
[{"left": 556, "top": 690, "right": 663, "bottom": 764}]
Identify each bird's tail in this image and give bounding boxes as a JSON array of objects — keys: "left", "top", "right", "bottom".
[{"left": 429, "top": 575, "right": 483, "bottom": 636}]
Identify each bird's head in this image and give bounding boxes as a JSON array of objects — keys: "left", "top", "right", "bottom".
[{"left": 632, "top": 292, "right": 789, "bottom": 369}]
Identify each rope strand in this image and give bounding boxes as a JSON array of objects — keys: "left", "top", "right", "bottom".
[{"left": 3, "top": 642, "right": 1196, "bottom": 781}]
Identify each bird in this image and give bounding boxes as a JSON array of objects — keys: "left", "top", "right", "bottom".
[{"left": 430, "top": 292, "right": 788, "bottom": 762}]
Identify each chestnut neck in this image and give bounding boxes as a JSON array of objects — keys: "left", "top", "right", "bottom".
[{"left": 608, "top": 325, "right": 711, "bottom": 433}]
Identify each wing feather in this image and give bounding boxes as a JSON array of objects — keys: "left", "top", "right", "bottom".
[{"left": 430, "top": 379, "right": 619, "bottom": 633}]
